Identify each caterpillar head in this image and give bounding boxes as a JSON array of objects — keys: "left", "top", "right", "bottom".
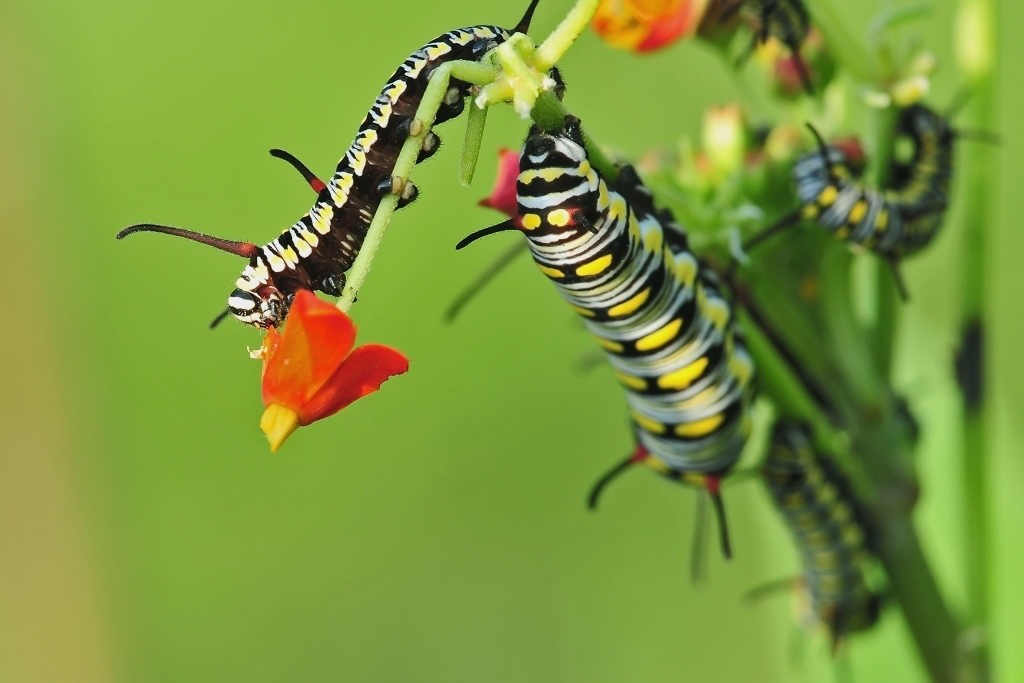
[
  {"left": 227, "top": 285, "right": 288, "bottom": 329},
  {"left": 516, "top": 117, "right": 598, "bottom": 237}
]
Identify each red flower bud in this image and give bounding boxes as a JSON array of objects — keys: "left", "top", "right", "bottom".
[{"left": 478, "top": 147, "right": 520, "bottom": 218}]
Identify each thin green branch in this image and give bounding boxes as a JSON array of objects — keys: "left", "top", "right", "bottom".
[{"left": 956, "top": 0, "right": 998, "bottom": 655}]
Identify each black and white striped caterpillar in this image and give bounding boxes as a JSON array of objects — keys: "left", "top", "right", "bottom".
[
  {"left": 117, "top": 0, "right": 540, "bottom": 328},
  {"left": 760, "top": 420, "right": 882, "bottom": 647},
  {"left": 721, "top": 0, "right": 815, "bottom": 94},
  {"left": 457, "top": 117, "right": 757, "bottom": 556},
  {"left": 745, "top": 104, "right": 958, "bottom": 295}
]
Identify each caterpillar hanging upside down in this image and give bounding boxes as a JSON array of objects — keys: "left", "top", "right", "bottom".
[
  {"left": 718, "top": 0, "right": 816, "bottom": 94},
  {"left": 759, "top": 420, "right": 882, "bottom": 649},
  {"left": 745, "top": 103, "right": 963, "bottom": 298},
  {"left": 457, "top": 116, "right": 757, "bottom": 559},
  {"left": 117, "top": 0, "right": 542, "bottom": 328}
]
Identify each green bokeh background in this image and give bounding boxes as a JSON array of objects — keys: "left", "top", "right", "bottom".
[{"left": 1, "top": 1, "right": 1021, "bottom": 681}]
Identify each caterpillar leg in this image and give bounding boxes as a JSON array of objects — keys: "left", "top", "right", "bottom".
[
  {"left": 587, "top": 445, "right": 648, "bottom": 510},
  {"left": 888, "top": 258, "right": 910, "bottom": 302},
  {"left": 445, "top": 240, "right": 529, "bottom": 322}
]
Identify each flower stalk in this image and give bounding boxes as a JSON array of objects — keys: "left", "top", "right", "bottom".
[{"left": 956, "top": 0, "right": 998, "bottom": 657}]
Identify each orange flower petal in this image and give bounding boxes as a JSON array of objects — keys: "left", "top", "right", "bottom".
[
  {"left": 478, "top": 147, "right": 521, "bottom": 218},
  {"left": 299, "top": 344, "right": 410, "bottom": 424},
  {"left": 261, "top": 290, "right": 356, "bottom": 410},
  {"left": 593, "top": 0, "right": 709, "bottom": 53}
]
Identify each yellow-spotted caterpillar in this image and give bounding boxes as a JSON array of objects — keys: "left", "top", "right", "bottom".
[
  {"left": 118, "top": 0, "right": 540, "bottom": 328},
  {"left": 457, "top": 117, "right": 757, "bottom": 558}
]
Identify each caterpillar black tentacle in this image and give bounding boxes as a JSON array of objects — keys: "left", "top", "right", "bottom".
[
  {"left": 269, "top": 148, "right": 327, "bottom": 193},
  {"left": 463, "top": 115, "right": 757, "bottom": 559},
  {"left": 119, "top": 0, "right": 542, "bottom": 328},
  {"left": 761, "top": 420, "right": 883, "bottom": 649}
]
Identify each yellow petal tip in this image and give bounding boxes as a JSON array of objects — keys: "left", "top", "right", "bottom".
[{"left": 260, "top": 404, "right": 300, "bottom": 453}]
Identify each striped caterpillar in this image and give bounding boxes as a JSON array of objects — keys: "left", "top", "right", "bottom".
[
  {"left": 719, "top": 0, "right": 815, "bottom": 94},
  {"left": 759, "top": 420, "right": 882, "bottom": 648},
  {"left": 746, "top": 104, "right": 959, "bottom": 296},
  {"left": 117, "top": 0, "right": 540, "bottom": 328},
  {"left": 457, "top": 117, "right": 757, "bottom": 557}
]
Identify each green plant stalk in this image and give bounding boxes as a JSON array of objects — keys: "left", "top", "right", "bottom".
[
  {"left": 868, "top": 104, "right": 899, "bottom": 377},
  {"left": 336, "top": 59, "right": 498, "bottom": 312},
  {"left": 739, "top": 309, "right": 872, "bottom": 497},
  {"left": 956, "top": 0, "right": 997, "bottom": 642}
]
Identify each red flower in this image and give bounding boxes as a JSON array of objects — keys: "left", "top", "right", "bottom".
[
  {"left": 592, "top": 0, "right": 710, "bottom": 53},
  {"left": 478, "top": 147, "right": 520, "bottom": 218},
  {"left": 259, "top": 290, "right": 409, "bottom": 452}
]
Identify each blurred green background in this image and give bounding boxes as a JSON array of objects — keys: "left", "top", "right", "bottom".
[{"left": 1, "top": 0, "right": 1021, "bottom": 681}]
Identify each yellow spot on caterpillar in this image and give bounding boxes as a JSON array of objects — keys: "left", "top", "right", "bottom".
[
  {"left": 834, "top": 226, "right": 851, "bottom": 240},
  {"left": 372, "top": 102, "right": 393, "bottom": 127},
  {"left": 569, "top": 304, "right": 596, "bottom": 318},
  {"left": 266, "top": 252, "right": 286, "bottom": 273},
  {"left": 292, "top": 236, "right": 311, "bottom": 258},
  {"left": 848, "top": 200, "right": 868, "bottom": 224},
  {"left": 595, "top": 337, "right": 623, "bottom": 353},
  {"left": 677, "top": 387, "right": 717, "bottom": 409},
  {"left": 608, "top": 288, "right": 650, "bottom": 317},
  {"left": 547, "top": 209, "right": 571, "bottom": 226},
  {"left": 520, "top": 167, "right": 569, "bottom": 183},
  {"left": 537, "top": 264, "right": 564, "bottom": 279},
  {"left": 576, "top": 254, "right": 613, "bottom": 277},
  {"left": 405, "top": 57, "right": 427, "bottom": 78},
  {"left": 597, "top": 182, "right": 610, "bottom": 210},
  {"left": 644, "top": 456, "right": 670, "bottom": 473},
  {"left": 520, "top": 213, "right": 541, "bottom": 230},
  {"left": 384, "top": 80, "right": 407, "bottom": 103},
  {"left": 311, "top": 204, "right": 334, "bottom": 235},
  {"left": 875, "top": 208, "right": 889, "bottom": 232},
  {"left": 609, "top": 195, "right": 627, "bottom": 219},
  {"left": 298, "top": 225, "right": 319, "bottom": 248},
  {"left": 675, "top": 413, "right": 725, "bottom": 438},
  {"left": 636, "top": 318, "right": 683, "bottom": 352},
  {"left": 631, "top": 411, "right": 666, "bottom": 435},
  {"left": 657, "top": 357, "right": 709, "bottom": 391},
  {"left": 425, "top": 43, "right": 451, "bottom": 59},
  {"left": 802, "top": 204, "right": 820, "bottom": 220},
  {"left": 818, "top": 186, "right": 838, "bottom": 206},
  {"left": 617, "top": 373, "right": 648, "bottom": 392},
  {"left": 280, "top": 246, "right": 299, "bottom": 266},
  {"left": 349, "top": 149, "right": 368, "bottom": 175},
  {"left": 674, "top": 253, "right": 698, "bottom": 287},
  {"left": 578, "top": 161, "right": 591, "bottom": 176}
]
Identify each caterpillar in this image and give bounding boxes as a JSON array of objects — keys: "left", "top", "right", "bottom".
[
  {"left": 745, "top": 104, "right": 958, "bottom": 297},
  {"left": 719, "top": 0, "right": 815, "bottom": 94},
  {"left": 760, "top": 420, "right": 882, "bottom": 648},
  {"left": 117, "top": 0, "right": 541, "bottom": 329},
  {"left": 457, "top": 117, "right": 757, "bottom": 557}
]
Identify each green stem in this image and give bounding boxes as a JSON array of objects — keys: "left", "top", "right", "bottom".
[
  {"left": 738, "top": 309, "right": 872, "bottom": 498},
  {"left": 956, "top": 0, "right": 997, "bottom": 653},
  {"left": 336, "top": 59, "right": 497, "bottom": 313},
  {"left": 868, "top": 105, "right": 900, "bottom": 378},
  {"left": 534, "top": 0, "right": 600, "bottom": 71}
]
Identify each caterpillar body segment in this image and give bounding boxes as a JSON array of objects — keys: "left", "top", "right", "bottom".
[
  {"left": 761, "top": 420, "right": 883, "bottom": 648},
  {"left": 119, "top": 0, "right": 542, "bottom": 328},
  {"left": 466, "top": 117, "right": 757, "bottom": 556}
]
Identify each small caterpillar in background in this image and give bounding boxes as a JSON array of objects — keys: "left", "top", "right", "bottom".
[
  {"left": 719, "top": 0, "right": 815, "bottom": 94},
  {"left": 746, "top": 103, "right": 960, "bottom": 297},
  {"left": 117, "top": 0, "right": 541, "bottom": 328},
  {"left": 456, "top": 117, "right": 757, "bottom": 558},
  {"left": 759, "top": 420, "right": 882, "bottom": 649}
]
